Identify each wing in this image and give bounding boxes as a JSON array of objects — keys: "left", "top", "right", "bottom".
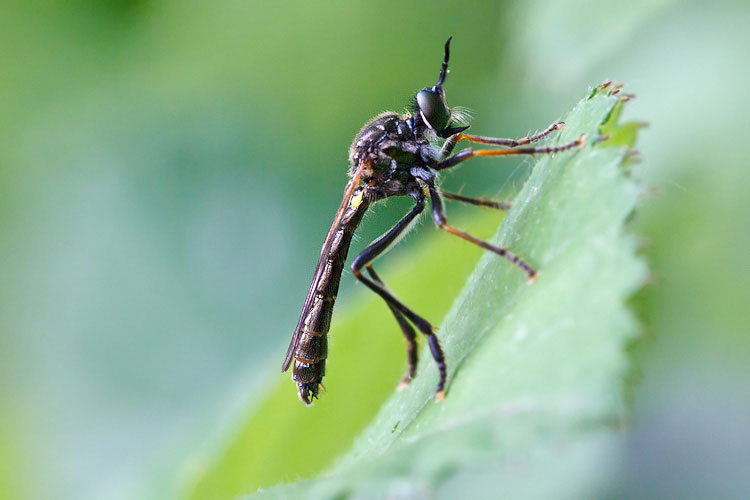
[{"left": 281, "top": 164, "right": 365, "bottom": 372}]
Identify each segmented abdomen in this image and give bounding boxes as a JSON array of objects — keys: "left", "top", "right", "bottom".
[{"left": 293, "top": 195, "right": 369, "bottom": 404}]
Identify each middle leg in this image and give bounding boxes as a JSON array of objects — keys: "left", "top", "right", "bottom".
[{"left": 440, "top": 191, "right": 512, "bottom": 211}]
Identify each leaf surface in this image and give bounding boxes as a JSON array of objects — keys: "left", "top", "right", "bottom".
[{"left": 186, "top": 87, "right": 646, "bottom": 500}]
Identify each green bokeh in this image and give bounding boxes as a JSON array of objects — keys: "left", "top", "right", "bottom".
[{"left": 1, "top": 0, "right": 748, "bottom": 499}]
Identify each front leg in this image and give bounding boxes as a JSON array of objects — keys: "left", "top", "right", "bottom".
[
  {"left": 439, "top": 121, "right": 565, "bottom": 159},
  {"left": 435, "top": 135, "right": 585, "bottom": 171}
]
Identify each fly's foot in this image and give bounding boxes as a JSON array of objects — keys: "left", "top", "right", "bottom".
[{"left": 398, "top": 373, "right": 414, "bottom": 391}]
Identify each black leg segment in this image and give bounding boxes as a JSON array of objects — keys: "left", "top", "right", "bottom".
[
  {"left": 351, "top": 196, "right": 448, "bottom": 400},
  {"left": 365, "top": 265, "right": 418, "bottom": 387}
]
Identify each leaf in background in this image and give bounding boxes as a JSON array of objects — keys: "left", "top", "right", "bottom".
[{"left": 243, "top": 86, "right": 647, "bottom": 499}]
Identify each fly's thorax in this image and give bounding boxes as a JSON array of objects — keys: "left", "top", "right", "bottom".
[
  {"left": 349, "top": 112, "right": 400, "bottom": 166},
  {"left": 348, "top": 111, "right": 430, "bottom": 170}
]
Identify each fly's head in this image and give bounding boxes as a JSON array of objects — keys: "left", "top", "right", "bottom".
[{"left": 411, "top": 36, "right": 471, "bottom": 139}]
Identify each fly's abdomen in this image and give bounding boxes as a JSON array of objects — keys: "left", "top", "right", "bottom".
[
  {"left": 292, "top": 198, "right": 368, "bottom": 404},
  {"left": 292, "top": 293, "right": 333, "bottom": 401}
]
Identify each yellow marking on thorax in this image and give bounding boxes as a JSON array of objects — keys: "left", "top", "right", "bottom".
[{"left": 350, "top": 190, "right": 364, "bottom": 207}]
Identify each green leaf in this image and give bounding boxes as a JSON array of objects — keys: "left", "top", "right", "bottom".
[
  {"left": 183, "top": 87, "right": 646, "bottom": 500},
  {"left": 181, "top": 190, "right": 499, "bottom": 500}
]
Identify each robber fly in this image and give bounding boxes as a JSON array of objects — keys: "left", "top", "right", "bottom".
[{"left": 282, "top": 37, "right": 584, "bottom": 405}]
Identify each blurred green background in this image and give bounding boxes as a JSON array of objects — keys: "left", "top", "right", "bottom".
[{"left": 1, "top": 0, "right": 747, "bottom": 499}]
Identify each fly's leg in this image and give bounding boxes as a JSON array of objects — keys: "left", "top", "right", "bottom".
[
  {"left": 353, "top": 264, "right": 447, "bottom": 400},
  {"left": 440, "top": 191, "right": 512, "bottom": 211},
  {"left": 429, "top": 186, "right": 537, "bottom": 281},
  {"left": 440, "top": 121, "right": 565, "bottom": 158},
  {"left": 351, "top": 197, "right": 448, "bottom": 400},
  {"left": 435, "top": 135, "right": 585, "bottom": 171},
  {"left": 432, "top": 126, "right": 584, "bottom": 276},
  {"left": 365, "top": 264, "right": 417, "bottom": 389}
]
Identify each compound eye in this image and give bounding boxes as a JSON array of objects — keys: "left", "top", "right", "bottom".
[{"left": 416, "top": 88, "right": 451, "bottom": 132}]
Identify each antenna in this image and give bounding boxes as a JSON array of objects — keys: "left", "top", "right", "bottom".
[{"left": 436, "top": 36, "right": 452, "bottom": 89}]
